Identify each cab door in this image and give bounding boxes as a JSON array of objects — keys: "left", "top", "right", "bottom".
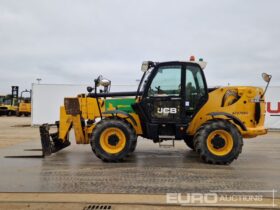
[{"left": 141, "top": 63, "right": 184, "bottom": 124}]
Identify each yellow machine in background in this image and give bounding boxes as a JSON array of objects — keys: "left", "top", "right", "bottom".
[
  {"left": 17, "top": 89, "right": 31, "bottom": 117},
  {"left": 40, "top": 57, "right": 271, "bottom": 165},
  {"left": 0, "top": 86, "right": 19, "bottom": 116}
]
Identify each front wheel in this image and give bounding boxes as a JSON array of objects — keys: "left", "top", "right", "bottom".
[
  {"left": 194, "top": 120, "right": 243, "bottom": 165},
  {"left": 90, "top": 119, "right": 137, "bottom": 162}
]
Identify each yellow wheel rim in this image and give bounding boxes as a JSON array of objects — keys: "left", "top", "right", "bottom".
[
  {"left": 100, "top": 127, "right": 126, "bottom": 154},
  {"left": 206, "top": 130, "right": 233, "bottom": 156}
]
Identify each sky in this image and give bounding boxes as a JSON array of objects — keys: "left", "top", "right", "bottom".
[{"left": 0, "top": 0, "right": 280, "bottom": 94}]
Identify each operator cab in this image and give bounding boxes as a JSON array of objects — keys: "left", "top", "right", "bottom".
[{"left": 133, "top": 56, "right": 208, "bottom": 141}]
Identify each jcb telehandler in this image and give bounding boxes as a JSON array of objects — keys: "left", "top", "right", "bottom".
[{"left": 40, "top": 57, "right": 271, "bottom": 164}]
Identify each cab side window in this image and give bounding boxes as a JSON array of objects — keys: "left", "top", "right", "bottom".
[
  {"left": 185, "top": 66, "right": 206, "bottom": 110},
  {"left": 186, "top": 70, "right": 197, "bottom": 102}
]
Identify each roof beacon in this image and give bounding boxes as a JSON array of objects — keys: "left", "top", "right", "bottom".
[{"left": 190, "top": 55, "right": 195, "bottom": 61}]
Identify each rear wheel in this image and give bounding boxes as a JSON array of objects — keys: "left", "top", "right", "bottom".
[
  {"left": 194, "top": 120, "right": 243, "bottom": 165},
  {"left": 91, "top": 119, "right": 137, "bottom": 162}
]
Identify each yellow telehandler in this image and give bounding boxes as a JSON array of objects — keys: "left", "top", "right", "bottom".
[{"left": 40, "top": 56, "right": 271, "bottom": 164}]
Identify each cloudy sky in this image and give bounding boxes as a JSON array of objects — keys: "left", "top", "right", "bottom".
[{"left": 0, "top": 0, "right": 279, "bottom": 94}]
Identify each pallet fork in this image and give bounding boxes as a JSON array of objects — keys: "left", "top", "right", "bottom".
[{"left": 39, "top": 123, "right": 71, "bottom": 157}]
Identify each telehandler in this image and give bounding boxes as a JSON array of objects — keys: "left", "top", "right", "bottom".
[{"left": 40, "top": 56, "right": 271, "bottom": 164}]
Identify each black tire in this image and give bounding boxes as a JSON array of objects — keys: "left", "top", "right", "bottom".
[
  {"left": 184, "top": 136, "right": 195, "bottom": 150},
  {"left": 7, "top": 111, "right": 12, "bottom": 116},
  {"left": 194, "top": 119, "right": 243, "bottom": 165},
  {"left": 90, "top": 119, "right": 137, "bottom": 162},
  {"left": 129, "top": 140, "right": 138, "bottom": 154},
  {"left": 24, "top": 113, "right": 30, "bottom": 117}
]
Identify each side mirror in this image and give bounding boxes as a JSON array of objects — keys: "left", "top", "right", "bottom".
[
  {"left": 94, "top": 75, "right": 111, "bottom": 87},
  {"left": 262, "top": 73, "right": 272, "bottom": 83},
  {"left": 99, "top": 79, "right": 111, "bottom": 87},
  {"left": 93, "top": 75, "right": 111, "bottom": 94},
  {"left": 261, "top": 73, "right": 272, "bottom": 98}
]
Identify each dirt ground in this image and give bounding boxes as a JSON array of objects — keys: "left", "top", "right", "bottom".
[
  {"left": 0, "top": 117, "right": 279, "bottom": 210},
  {"left": 0, "top": 117, "right": 38, "bottom": 148}
]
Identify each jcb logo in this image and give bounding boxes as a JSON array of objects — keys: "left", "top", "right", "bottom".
[{"left": 157, "top": 107, "right": 177, "bottom": 114}]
